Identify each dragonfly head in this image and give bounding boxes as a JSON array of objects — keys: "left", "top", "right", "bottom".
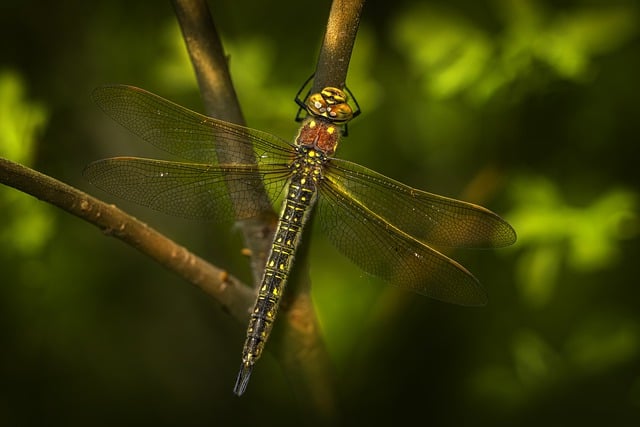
[{"left": 305, "top": 87, "right": 353, "bottom": 124}]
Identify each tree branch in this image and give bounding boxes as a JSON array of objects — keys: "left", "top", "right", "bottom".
[
  {"left": 0, "top": 157, "right": 254, "bottom": 320},
  {"left": 275, "top": 0, "right": 365, "bottom": 418},
  {"left": 312, "top": 0, "right": 365, "bottom": 93},
  {"left": 172, "top": 0, "right": 277, "bottom": 287}
]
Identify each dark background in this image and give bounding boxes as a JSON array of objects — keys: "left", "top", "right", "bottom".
[{"left": 1, "top": 0, "right": 639, "bottom": 425}]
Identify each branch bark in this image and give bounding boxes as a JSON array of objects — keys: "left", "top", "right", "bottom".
[
  {"left": 172, "top": 0, "right": 277, "bottom": 287},
  {"left": 273, "top": 0, "right": 365, "bottom": 419},
  {"left": 312, "top": 0, "right": 365, "bottom": 93},
  {"left": 0, "top": 157, "right": 254, "bottom": 320}
]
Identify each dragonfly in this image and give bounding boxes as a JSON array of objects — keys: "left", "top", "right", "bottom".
[{"left": 84, "top": 84, "right": 516, "bottom": 396}]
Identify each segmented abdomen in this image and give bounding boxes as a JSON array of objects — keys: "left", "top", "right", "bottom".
[{"left": 239, "top": 169, "right": 318, "bottom": 368}]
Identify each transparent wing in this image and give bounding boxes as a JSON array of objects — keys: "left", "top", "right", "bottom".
[
  {"left": 84, "top": 157, "right": 291, "bottom": 220},
  {"left": 324, "top": 158, "right": 516, "bottom": 248},
  {"left": 317, "top": 180, "right": 487, "bottom": 306},
  {"left": 87, "top": 85, "right": 297, "bottom": 219},
  {"left": 91, "top": 85, "right": 295, "bottom": 165}
]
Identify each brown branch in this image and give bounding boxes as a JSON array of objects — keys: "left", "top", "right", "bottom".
[
  {"left": 0, "top": 157, "right": 254, "bottom": 321},
  {"left": 172, "top": 0, "right": 277, "bottom": 286},
  {"left": 275, "top": 0, "right": 365, "bottom": 418},
  {"left": 312, "top": 0, "right": 366, "bottom": 93},
  {"left": 171, "top": 0, "right": 245, "bottom": 125}
]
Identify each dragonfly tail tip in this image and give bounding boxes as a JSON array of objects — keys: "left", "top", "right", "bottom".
[{"left": 233, "top": 362, "right": 254, "bottom": 396}]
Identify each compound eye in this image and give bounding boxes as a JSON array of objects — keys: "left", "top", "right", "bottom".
[
  {"left": 320, "top": 87, "right": 347, "bottom": 104},
  {"left": 306, "top": 93, "right": 328, "bottom": 116},
  {"left": 326, "top": 102, "right": 353, "bottom": 123},
  {"left": 305, "top": 87, "right": 353, "bottom": 123}
]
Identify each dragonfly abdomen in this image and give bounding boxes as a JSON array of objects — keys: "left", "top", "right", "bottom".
[{"left": 234, "top": 164, "right": 320, "bottom": 396}]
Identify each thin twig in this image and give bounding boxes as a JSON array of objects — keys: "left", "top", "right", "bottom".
[
  {"left": 312, "top": 0, "right": 365, "bottom": 93},
  {"left": 172, "top": 0, "right": 277, "bottom": 286},
  {"left": 0, "top": 157, "right": 254, "bottom": 320},
  {"left": 275, "top": 0, "right": 366, "bottom": 418}
]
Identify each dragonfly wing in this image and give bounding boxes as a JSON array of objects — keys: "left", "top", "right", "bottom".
[
  {"left": 324, "top": 158, "right": 516, "bottom": 249},
  {"left": 84, "top": 157, "right": 290, "bottom": 220},
  {"left": 92, "top": 85, "right": 295, "bottom": 165},
  {"left": 317, "top": 181, "right": 487, "bottom": 306}
]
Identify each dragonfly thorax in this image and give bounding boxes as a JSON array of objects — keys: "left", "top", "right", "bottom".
[
  {"left": 291, "top": 145, "right": 326, "bottom": 185},
  {"left": 295, "top": 117, "right": 343, "bottom": 156}
]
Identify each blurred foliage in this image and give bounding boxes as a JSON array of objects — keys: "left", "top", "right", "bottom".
[
  {"left": 393, "top": 0, "right": 638, "bottom": 102},
  {"left": 1, "top": 0, "right": 639, "bottom": 426},
  {"left": 0, "top": 71, "right": 54, "bottom": 255},
  {"left": 0, "top": 71, "right": 47, "bottom": 164},
  {"left": 509, "top": 176, "right": 637, "bottom": 306}
]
